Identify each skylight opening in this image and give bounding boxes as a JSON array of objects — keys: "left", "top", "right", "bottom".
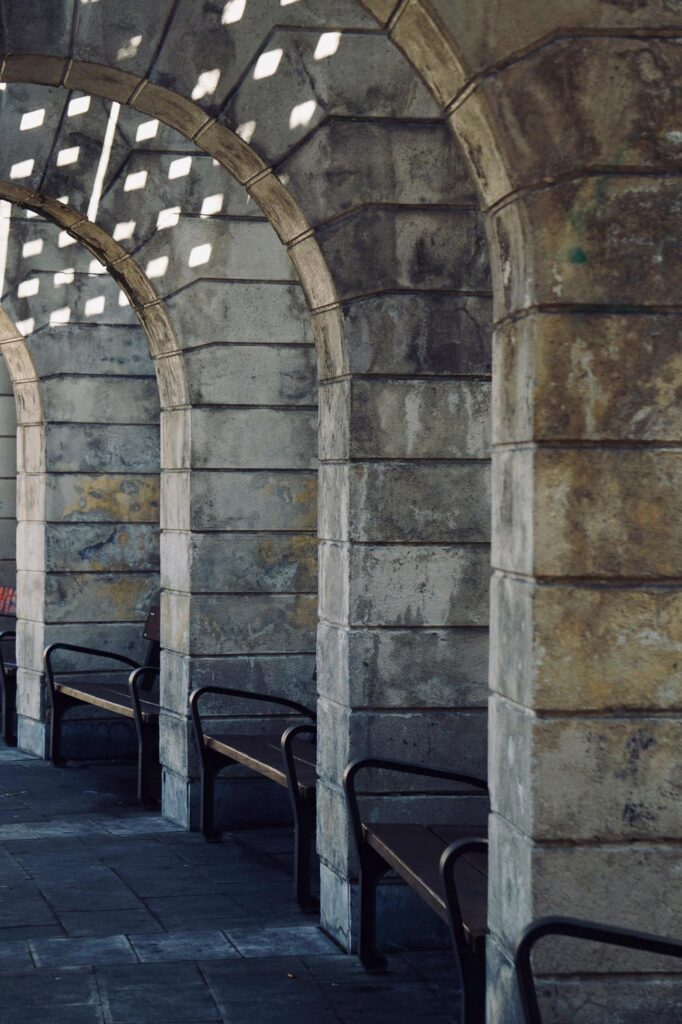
[
  {"left": 188, "top": 243, "right": 212, "bottom": 268},
  {"left": 314, "top": 32, "right": 341, "bottom": 60},
  {"left": 168, "top": 156, "right": 192, "bottom": 180},
  {"left": 18, "top": 278, "right": 39, "bottom": 298},
  {"left": 146, "top": 256, "right": 169, "bottom": 279},
  {"left": 124, "top": 169, "right": 148, "bottom": 191},
  {"left": 253, "top": 48, "right": 283, "bottom": 80},
  {"left": 10, "top": 159, "right": 34, "bottom": 179},
  {"left": 157, "top": 207, "right": 181, "bottom": 230},
  {"left": 56, "top": 146, "right": 80, "bottom": 167},
  {"left": 236, "top": 120, "right": 256, "bottom": 142},
  {"left": 22, "top": 239, "right": 43, "bottom": 258},
  {"left": 136, "top": 119, "right": 159, "bottom": 143},
  {"left": 49, "top": 307, "right": 70, "bottom": 325},
  {"left": 222, "top": 0, "right": 246, "bottom": 24},
  {"left": 192, "top": 69, "right": 221, "bottom": 101},
  {"left": 58, "top": 231, "right": 77, "bottom": 248},
  {"left": 54, "top": 269, "right": 75, "bottom": 287},
  {"left": 200, "top": 194, "right": 223, "bottom": 216},
  {"left": 117, "top": 34, "right": 142, "bottom": 61},
  {"left": 85, "top": 295, "right": 106, "bottom": 316},
  {"left": 20, "top": 108, "right": 45, "bottom": 131},
  {"left": 89, "top": 259, "right": 107, "bottom": 275},
  {"left": 113, "top": 220, "right": 136, "bottom": 241},
  {"left": 68, "top": 95, "right": 91, "bottom": 117},
  {"left": 16, "top": 318, "right": 35, "bottom": 335},
  {"left": 289, "top": 100, "right": 317, "bottom": 129}
]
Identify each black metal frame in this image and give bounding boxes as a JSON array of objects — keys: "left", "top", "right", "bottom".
[
  {"left": 43, "top": 641, "right": 160, "bottom": 805},
  {"left": 189, "top": 685, "right": 317, "bottom": 910},
  {"left": 343, "top": 757, "right": 489, "bottom": 986},
  {"left": 440, "top": 838, "right": 488, "bottom": 1024},
  {"left": 0, "top": 630, "right": 17, "bottom": 746},
  {"left": 515, "top": 916, "right": 682, "bottom": 1024}
]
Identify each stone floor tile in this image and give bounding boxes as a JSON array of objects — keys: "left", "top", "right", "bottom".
[
  {"left": 200, "top": 957, "right": 324, "bottom": 1006},
  {"left": 141, "top": 893, "right": 247, "bottom": 931},
  {"left": 225, "top": 925, "right": 338, "bottom": 959},
  {"left": 38, "top": 885, "right": 143, "bottom": 913},
  {"left": 0, "top": 924, "right": 65, "bottom": 941},
  {"left": 0, "top": 940, "right": 32, "bottom": 971},
  {"left": 29, "top": 934, "right": 137, "bottom": 968},
  {"left": 58, "top": 908, "right": 164, "bottom": 938},
  {"left": 96, "top": 961, "right": 220, "bottom": 1022},
  {"left": 102, "top": 816, "right": 184, "bottom": 836},
  {"left": 130, "top": 930, "right": 239, "bottom": 962},
  {"left": 0, "top": 966, "right": 103, "bottom": 1023}
]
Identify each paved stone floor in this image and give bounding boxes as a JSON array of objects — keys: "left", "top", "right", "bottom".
[{"left": 0, "top": 744, "right": 458, "bottom": 1023}]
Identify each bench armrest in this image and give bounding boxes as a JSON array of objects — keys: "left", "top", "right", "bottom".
[
  {"left": 281, "top": 722, "right": 317, "bottom": 800},
  {"left": 515, "top": 916, "right": 682, "bottom": 1024},
  {"left": 440, "top": 838, "right": 489, "bottom": 958},
  {"left": 43, "top": 643, "right": 140, "bottom": 694},
  {"left": 190, "top": 684, "right": 316, "bottom": 752},
  {"left": 343, "top": 757, "right": 488, "bottom": 860},
  {"left": 128, "top": 666, "right": 160, "bottom": 724}
]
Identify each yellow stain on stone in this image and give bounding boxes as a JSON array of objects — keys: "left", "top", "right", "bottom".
[{"left": 62, "top": 475, "right": 160, "bottom": 523}]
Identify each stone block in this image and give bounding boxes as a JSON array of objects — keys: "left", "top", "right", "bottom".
[
  {"left": 162, "top": 531, "right": 317, "bottom": 595},
  {"left": 342, "top": 461, "right": 491, "bottom": 542},
  {"left": 184, "top": 344, "right": 316, "bottom": 407},
  {"left": 223, "top": 28, "right": 435, "bottom": 163},
  {"left": 491, "top": 176, "right": 682, "bottom": 319},
  {"left": 16, "top": 714, "right": 46, "bottom": 758},
  {"left": 316, "top": 206, "right": 490, "bottom": 300},
  {"left": 27, "top": 324, "right": 153, "bottom": 378},
  {"left": 493, "top": 447, "right": 682, "bottom": 578},
  {"left": 316, "top": 620, "right": 488, "bottom": 710},
  {"left": 43, "top": 522, "right": 159, "bottom": 573},
  {"left": 162, "top": 765, "right": 199, "bottom": 829},
  {"left": 488, "top": 813, "right": 682, "bottom": 973},
  {"left": 134, "top": 217, "right": 294, "bottom": 297},
  {"left": 494, "top": 312, "right": 682, "bottom": 445},
  {"left": 40, "top": 377, "right": 159, "bottom": 425},
  {"left": 281, "top": 119, "right": 477, "bottom": 227},
  {"left": 40, "top": 571, "right": 159, "bottom": 624},
  {"left": 167, "top": 407, "right": 317, "bottom": 471},
  {"left": 43, "top": 473, "right": 159, "bottom": 524},
  {"left": 327, "top": 542, "right": 490, "bottom": 628},
  {"left": 316, "top": 698, "right": 488, "bottom": 792},
  {"left": 183, "top": 593, "right": 318, "bottom": 656},
  {"left": 167, "top": 281, "right": 311, "bottom": 348},
  {"left": 182, "top": 470, "right": 317, "bottom": 531},
  {"left": 490, "top": 695, "right": 682, "bottom": 843},
  {"left": 347, "top": 378, "right": 491, "bottom": 460},
  {"left": 491, "top": 574, "right": 682, "bottom": 713},
  {"left": 41, "top": 424, "right": 158, "bottom": 474}
]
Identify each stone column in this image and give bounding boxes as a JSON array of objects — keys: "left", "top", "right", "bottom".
[{"left": 0, "top": 355, "right": 17, "bottom": 627}]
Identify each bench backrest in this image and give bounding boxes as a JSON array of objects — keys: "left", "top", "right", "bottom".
[{"left": 139, "top": 593, "right": 161, "bottom": 687}]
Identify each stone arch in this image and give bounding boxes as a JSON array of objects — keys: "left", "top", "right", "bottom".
[
  {"left": 0, "top": 182, "right": 173, "bottom": 756},
  {"left": 359, "top": 2, "right": 682, "bottom": 1020},
  {"left": 0, "top": 13, "right": 494, "bottom": 955}
]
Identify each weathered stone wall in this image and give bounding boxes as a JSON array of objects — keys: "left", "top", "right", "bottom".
[
  {"left": 362, "top": 0, "right": 682, "bottom": 1018},
  {"left": 0, "top": 325, "right": 16, "bottom": 627}
]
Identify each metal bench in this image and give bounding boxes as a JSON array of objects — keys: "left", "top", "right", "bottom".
[
  {"left": 0, "top": 584, "right": 17, "bottom": 746},
  {"left": 516, "top": 916, "right": 682, "bottom": 1023},
  {"left": 190, "top": 685, "right": 317, "bottom": 911},
  {"left": 344, "top": 757, "right": 489, "bottom": 1024},
  {"left": 43, "top": 595, "right": 161, "bottom": 806}
]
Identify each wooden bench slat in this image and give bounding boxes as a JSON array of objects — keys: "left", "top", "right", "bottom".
[
  {"left": 364, "top": 822, "right": 488, "bottom": 944},
  {"left": 204, "top": 733, "right": 317, "bottom": 797},
  {"left": 54, "top": 681, "right": 159, "bottom": 722}
]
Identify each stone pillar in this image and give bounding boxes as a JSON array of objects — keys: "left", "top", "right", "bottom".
[
  {"left": 0, "top": 355, "right": 17, "bottom": 627},
  {"left": 158, "top": 233, "right": 318, "bottom": 829}
]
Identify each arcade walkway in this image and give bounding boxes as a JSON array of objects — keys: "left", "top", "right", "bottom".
[{"left": 0, "top": 745, "right": 455, "bottom": 1023}]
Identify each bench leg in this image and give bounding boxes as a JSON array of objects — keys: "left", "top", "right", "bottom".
[
  {"left": 1, "top": 672, "right": 16, "bottom": 746},
  {"left": 137, "top": 720, "right": 160, "bottom": 808},
  {"left": 293, "top": 796, "right": 318, "bottom": 913},
  {"left": 358, "top": 843, "right": 390, "bottom": 972},
  {"left": 48, "top": 692, "right": 73, "bottom": 766},
  {"left": 458, "top": 949, "right": 486, "bottom": 1024},
  {"left": 200, "top": 749, "right": 227, "bottom": 841}
]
